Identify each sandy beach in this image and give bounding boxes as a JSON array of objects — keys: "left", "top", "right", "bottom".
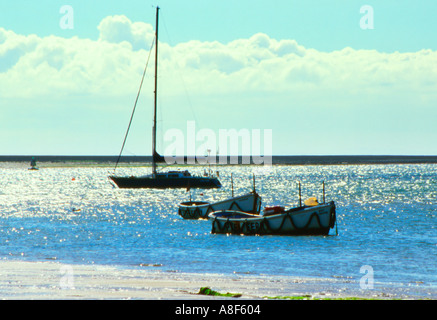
[{"left": 0, "top": 260, "right": 432, "bottom": 300}]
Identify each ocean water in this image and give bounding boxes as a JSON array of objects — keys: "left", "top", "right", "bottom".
[{"left": 0, "top": 162, "right": 435, "bottom": 298}]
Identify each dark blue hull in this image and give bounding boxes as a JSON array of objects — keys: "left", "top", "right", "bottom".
[{"left": 109, "top": 175, "right": 221, "bottom": 189}]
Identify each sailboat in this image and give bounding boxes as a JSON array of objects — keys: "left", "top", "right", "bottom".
[{"left": 109, "top": 7, "right": 221, "bottom": 189}]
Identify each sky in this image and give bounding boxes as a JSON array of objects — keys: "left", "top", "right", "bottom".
[{"left": 1, "top": 0, "right": 436, "bottom": 156}]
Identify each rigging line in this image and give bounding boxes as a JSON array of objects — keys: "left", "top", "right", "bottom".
[
  {"left": 114, "top": 37, "right": 156, "bottom": 172},
  {"left": 160, "top": 10, "right": 200, "bottom": 127}
]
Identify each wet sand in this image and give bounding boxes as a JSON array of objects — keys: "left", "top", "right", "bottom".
[{"left": 0, "top": 260, "right": 432, "bottom": 300}]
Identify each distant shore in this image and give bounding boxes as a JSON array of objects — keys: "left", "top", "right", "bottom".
[{"left": 1, "top": 155, "right": 437, "bottom": 166}]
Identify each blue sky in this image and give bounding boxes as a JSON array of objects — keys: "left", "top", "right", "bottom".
[
  {"left": 1, "top": 1, "right": 436, "bottom": 156},
  {"left": 3, "top": 0, "right": 437, "bottom": 51}
]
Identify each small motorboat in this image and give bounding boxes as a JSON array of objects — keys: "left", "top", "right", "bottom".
[
  {"left": 178, "top": 173, "right": 261, "bottom": 219},
  {"left": 178, "top": 191, "right": 261, "bottom": 219},
  {"left": 209, "top": 200, "right": 336, "bottom": 235}
]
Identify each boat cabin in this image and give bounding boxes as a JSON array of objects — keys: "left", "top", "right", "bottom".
[{"left": 157, "top": 170, "right": 192, "bottom": 178}]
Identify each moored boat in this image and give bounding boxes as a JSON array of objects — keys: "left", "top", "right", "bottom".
[
  {"left": 108, "top": 7, "right": 221, "bottom": 189},
  {"left": 178, "top": 191, "right": 261, "bottom": 219},
  {"left": 110, "top": 170, "right": 221, "bottom": 189},
  {"left": 209, "top": 200, "right": 336, "bottom": 235}
]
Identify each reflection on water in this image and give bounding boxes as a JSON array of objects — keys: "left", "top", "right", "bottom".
[{"left": 0, "top": 163, "right": 436, "bottom": 297}]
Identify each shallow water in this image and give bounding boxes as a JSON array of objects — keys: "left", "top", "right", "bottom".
[{"left": 0, "top": 163, "right": 436, "bottom": 298}]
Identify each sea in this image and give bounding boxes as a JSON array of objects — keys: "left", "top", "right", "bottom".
[{"left": 0, "top": 157, "right": 436, "bottom": 299}]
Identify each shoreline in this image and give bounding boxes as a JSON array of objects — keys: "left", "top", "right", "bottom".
[
  {"left": 1, "top": 155, "right": 437, "bottom": 167},
  {"left": 0, "top": 260, "right": 432, "bottom": 300}
]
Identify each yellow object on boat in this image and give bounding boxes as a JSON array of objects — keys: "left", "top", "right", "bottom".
[{"left": 304, "top": 197, "right": 319, "bottom": 206}]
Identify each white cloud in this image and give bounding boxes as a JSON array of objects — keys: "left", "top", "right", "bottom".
[
  {"left": 0, "top": 26, "right": 148, "bottom": 98},
  {"left": 1, "top": 15, "right": 436, "bottom": 155},
  {"left": 1, "top": 15, "right": 436, "bottom": 100},
  {"left": 0, "top": 29, "right": 39, "bottom": 73},
  {"left": 97, "top": 15, "right": 155, "bottom": 51}
]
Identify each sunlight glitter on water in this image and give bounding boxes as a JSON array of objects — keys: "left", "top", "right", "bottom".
[{"left": 0, "top": 162, "right": 436, "bottom": 297}]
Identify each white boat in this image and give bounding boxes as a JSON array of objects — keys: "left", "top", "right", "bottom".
[
  {"left": 178, "top": 191, "right": 261, "bottom": 219},
  {"left": 208, "top": 200, "right": 337, "bottom": 235}
]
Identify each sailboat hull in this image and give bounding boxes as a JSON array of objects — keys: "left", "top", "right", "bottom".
[{"left": 109, "top": 175, "right": 221, "bottom": 189}]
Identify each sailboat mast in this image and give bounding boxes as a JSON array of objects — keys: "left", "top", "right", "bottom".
[{"left": 152, "top": 6, "right": 159, "bottom": 175}]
